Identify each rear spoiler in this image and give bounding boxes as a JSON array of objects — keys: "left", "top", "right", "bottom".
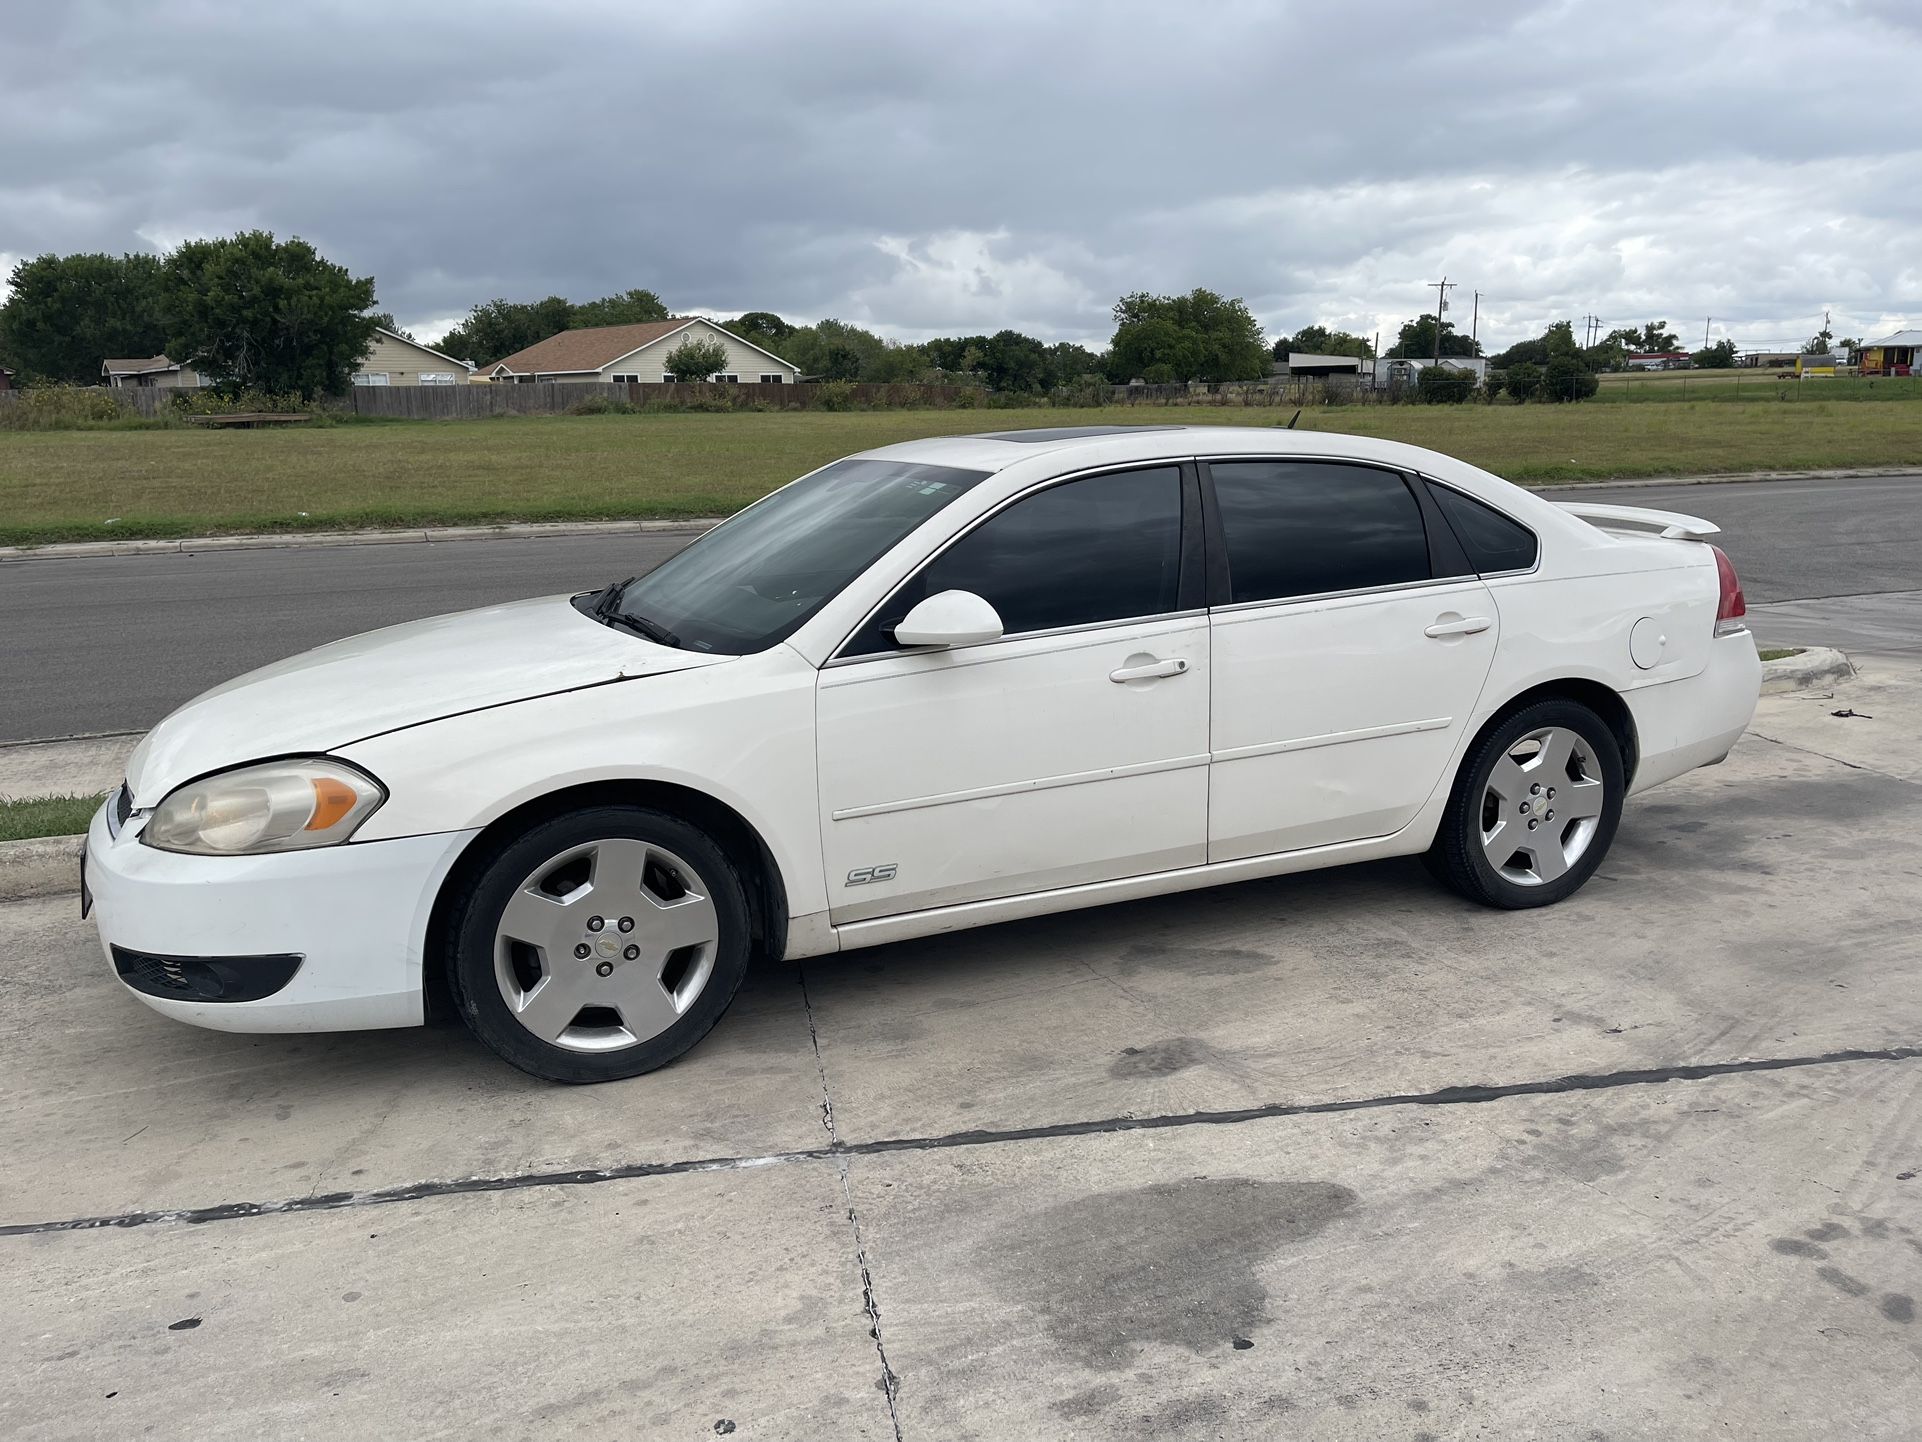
[{"left": 1555, "top": 501, "right": 1721, "bottom": 541}]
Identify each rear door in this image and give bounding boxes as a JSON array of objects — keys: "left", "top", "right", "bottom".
[{"left": 1203, "top": 458, "right": 1500, "bottom": 860}]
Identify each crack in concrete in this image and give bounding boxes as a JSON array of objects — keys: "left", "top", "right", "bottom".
[
  {"left": 4, "top": 1043, "right": 1916, "bottom": 1240},
  {"left": 800, "top": 964, "right": 903, "bottom": 1442}
]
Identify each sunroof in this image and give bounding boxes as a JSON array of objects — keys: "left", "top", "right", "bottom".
[{"left": 969, "top": 425, "right": 1185, "bottom": 443}]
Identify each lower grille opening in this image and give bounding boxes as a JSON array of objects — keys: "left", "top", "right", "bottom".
[{"left": 111, "top": 947, "right": 303, "bottom": 1003}]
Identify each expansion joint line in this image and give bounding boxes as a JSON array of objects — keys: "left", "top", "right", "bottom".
[{"left": 800, "top": 963, "right": 904, "bottom": 1442}]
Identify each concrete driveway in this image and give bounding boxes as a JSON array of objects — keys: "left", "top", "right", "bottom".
[{"left": 5, "top": 666, "right": 1921, "bottom": 1439}]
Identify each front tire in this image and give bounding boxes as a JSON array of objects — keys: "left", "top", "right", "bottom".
[
  {"left": 1425, "top": 699, "right": 1625, "bottom": 909},
  {"left": 446, "top": 806, "right": 752, "bottom": 1082}
]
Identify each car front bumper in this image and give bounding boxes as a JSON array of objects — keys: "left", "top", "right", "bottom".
[{"left": 85, "top": 800, "right": 479, "bottom": 1033}]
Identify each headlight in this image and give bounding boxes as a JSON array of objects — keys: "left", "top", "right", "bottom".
[{"left": 141, "top": 759, "right": 386, "bottom": 856}]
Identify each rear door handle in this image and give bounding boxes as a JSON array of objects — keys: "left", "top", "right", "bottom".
[
  {"left": 1109, "top": 657, "right": 1190, "bottom": 683},
  {"left": 1424, "top": 616, "right": 1492, "bottom": 638}
]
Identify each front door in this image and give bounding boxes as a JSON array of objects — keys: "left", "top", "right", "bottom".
[
  {"left": 817, "top": 465, "right": 1210, "bottom": 924},
  {"left": 1202, "top": 459, "right": 1500, "bottom": 860}
]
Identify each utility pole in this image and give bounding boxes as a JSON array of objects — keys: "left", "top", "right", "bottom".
[
  {"left": 1704, "top": 316, "right": 1711, "bottom": 350},
  {"left": 1429, "top": 276, "right": 1455, "bottom": 366},
  {"left": 1472, "top": 291, "right": 1482, "bottom": 349}
]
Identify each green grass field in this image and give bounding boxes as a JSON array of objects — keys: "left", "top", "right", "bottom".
[
  {"left": 2, "top": 400, "right": 1919, "bottom": 547},
  {"left": 1593, "top": 371, "right": 1922, "bottom": 404},
  {"left": 0, "top": 793, "right": 103, "bottom": 843}
]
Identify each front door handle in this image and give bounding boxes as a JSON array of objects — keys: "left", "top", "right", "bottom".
[
  {"left": 1109, "top": 657, "right": 1190, "bottom": 683},
  {"left": 1424, "top": 616, "right": 1492, "bottom": 638}
]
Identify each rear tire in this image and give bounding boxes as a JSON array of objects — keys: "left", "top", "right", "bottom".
[
  {"left": 446, "top": 805, "right": 752, "bottom": 1083},
  {"left": 1425, "top": 699, "right": 1624, "bottom": 909}
]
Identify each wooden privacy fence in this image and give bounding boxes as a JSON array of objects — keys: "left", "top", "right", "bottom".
[{"left": 349, "top": 380, "right": 965, "bottom": 419}]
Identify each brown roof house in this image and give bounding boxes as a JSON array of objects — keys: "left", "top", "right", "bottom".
[
  {"left": 101, "top": 355, "right": 213, "bottom": 388},
  {"left": 486, "top": 317, "right": 798, "bottom": 384}
]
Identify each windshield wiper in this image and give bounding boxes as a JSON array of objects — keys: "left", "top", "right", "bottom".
[{"left": 589, "top": 577, "right": 681, "bottom": 648}]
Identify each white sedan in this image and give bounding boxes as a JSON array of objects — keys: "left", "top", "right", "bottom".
[{"left": 84, "top": 426, "right": 1760, "bottom": 1082}]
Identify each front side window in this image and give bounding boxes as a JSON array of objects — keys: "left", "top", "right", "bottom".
[
  {"left": 845, "top": 466, "right": 1184, "bottom": 655},
  {"left": 1209, "top": 461, "right": 1432, "bottom": 604},
  {"left": 760, "top": 373, "right": 784, "bottom": 384},
  {"left": 659, "top": 372, "right": 677, "bottom": 383},
  {"left": 598, "top": 458, "right": 990, "bottom": 655}
]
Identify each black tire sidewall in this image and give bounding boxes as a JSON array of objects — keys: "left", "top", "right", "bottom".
[
  {"left": 450, "top": 806, "right": 752, "bottom": 1083},
  {"left": 1457, "top": 700, "right": 1625, "bottom": 906}
]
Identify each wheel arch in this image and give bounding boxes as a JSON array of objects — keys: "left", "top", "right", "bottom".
[
  {"left": 421, "top": 779, "right": 790, "bottom": 1024},
  {"left": 1464, "top": 677, "right": 1639, "bottom": 790}
]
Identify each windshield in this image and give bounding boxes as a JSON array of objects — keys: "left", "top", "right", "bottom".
[{"left": 600, "top": 457, "right": 991, "bottom": 654}]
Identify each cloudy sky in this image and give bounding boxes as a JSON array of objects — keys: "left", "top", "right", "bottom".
[{"left": 3, "top": 1, "right": 1918, "bottom": 354}]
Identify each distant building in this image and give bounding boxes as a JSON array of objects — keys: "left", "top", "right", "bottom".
[
  {"left": 350, "top": 328, "right": 475, "bottom": 387},
  {"left": 101, "top": 355, "right": 213, "bottom": 388},
  {"left": 0, "top": 366, "right": 13, "bottom": 391},
  {"left": 1626, "top": 351, "right": 1692, "bottom": 371},
  {"left": 1858, "top": 329, "right": 1920, "bottom": 377},
  {"left": 1738, "top": 350, "right": 1798, "bottom": 370},
  {"left": 1275, "top": 352, "right": 1367, "bottom": 380},
  {"left": 1371, "top": 355, "right": 1488, "bottom": 388},
  {"left": 487, "top": 317, "right": 798, "bottom": 384},
  {"left": 1796, "top": 353, "right": 1840, "bottom": 378}
]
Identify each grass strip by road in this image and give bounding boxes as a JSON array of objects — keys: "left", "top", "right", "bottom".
[
  {"left": 0, "top": 793, "right": 103, "bottom": 842},
  {"left": 3, "top": 400, "right": 1920, "bottom": 547}
]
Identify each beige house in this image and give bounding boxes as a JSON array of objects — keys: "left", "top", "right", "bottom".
[
  {"left": 351, "top": 328, "right": 475, "bottom": 387},
  {"left": 101, "top": 356, "right": 213, "bottom": 389},
  {"left": 486, "top": 317, "right": 798, "bottom": 384}
]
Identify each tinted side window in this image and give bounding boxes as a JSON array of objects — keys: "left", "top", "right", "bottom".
[
  {"left": 1210, "top": 461, "right": 1432, "bottom": 603},
  {"left": 1428, "top": 484, "right": 1539, "bottom": 573},
  {"left": 846, "top": 467, "right": 1183, "bottom": 654}
]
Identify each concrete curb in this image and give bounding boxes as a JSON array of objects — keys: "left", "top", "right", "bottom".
[
  {"left": 3, "top": 466, "right": 1912, "bottom": 563},
  {"left": 0, "top": 834, "right": 84, "bottom": 902},
  {"left": 0, "top": 517, "right": 722, "bottom": 564},
  {"left": 1758, "top": 645, "right": 1855, "bottom": 695}
]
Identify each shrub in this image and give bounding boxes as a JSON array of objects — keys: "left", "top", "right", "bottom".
[
  {"left": 813, "top": 379, "right": 858, "bottom": 411},
  {"left": 1416, "top": 366, "right": 1478, "bottom": 404},
  {"left": 1505, "top": 362, "right": 1543, "bottom": 402},
  {"left": 1539, "top": 356, "right": 1599, "bottom": 403},
  {"left": 0, "top": 385, "right": 133, "bottom": 430},
  {"left": 565, "top": 393, "right": 636, "bottom": 416}
]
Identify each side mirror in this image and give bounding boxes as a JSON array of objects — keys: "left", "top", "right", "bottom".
[{"left": 893, "top": 589, "right": 1004, "bottom": 649}]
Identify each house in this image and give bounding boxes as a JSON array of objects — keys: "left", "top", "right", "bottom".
[
  {"left": 101, "top": 356, "right": 213, "bottom": 388},
  {"left": 1857, "top": 329, "right": 1920, "bottom": 377},
  {"left": 351, "top": 328, "right": 474, "bottom": 386},
  {"left": 1371, "top": 355, "right": 1489, "bottom": 388},
  {"left": 486, "top": 317, "right": 799, "bottom": 384}
]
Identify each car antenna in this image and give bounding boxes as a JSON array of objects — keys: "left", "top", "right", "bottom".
[{"left": 1286, "top": 408, "right": 1301, "bottom": 429}]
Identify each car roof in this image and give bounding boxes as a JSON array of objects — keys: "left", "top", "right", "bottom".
[{"left": 851, "top": 423, "right": 1482, "bottom": 481}]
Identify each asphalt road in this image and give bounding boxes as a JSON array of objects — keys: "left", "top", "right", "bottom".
[{"left": 2, "top": 472, "right": 1918, "bottom": 742}]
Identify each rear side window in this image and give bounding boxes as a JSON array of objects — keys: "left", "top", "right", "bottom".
[
  {"left": 1209, "top": 461, "right": 1431, "bottom": 604},
  {"left": 1428, "top": 484, "right": 1539, "bottom": 573},
  {"left": 845, "top": 466, "right": 1184, "bottom": 653}
]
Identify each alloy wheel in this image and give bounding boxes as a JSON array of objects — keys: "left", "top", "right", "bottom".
[{"left": 1478, "top": 725, "right": 1607, "bottom": 887}]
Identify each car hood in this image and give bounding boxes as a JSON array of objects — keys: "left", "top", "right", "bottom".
[{"left": 125, "top": 594, "right": 731, "bottom": 802}]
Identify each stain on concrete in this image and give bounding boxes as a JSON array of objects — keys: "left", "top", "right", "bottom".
[
  {"left": 1110, "top": 1037, "right": 1212, "bottom": 1079},
  {"left": 1052, "top": 1382, "right": 1121, "bottom": 1420},
  {"left": 1805, "top": 1221, "right": 1850, "bottom": 1241},
  {"left": 1771, "top": 1237, "right": 1828, "bottom": 1259},
  {"left": 1112, "top": 941, "right": 1277, "bottom": 978},
  {"left": 1880, "top": 1293, "right": 1914, "bottom": 1324},
  {"left": 1816, "top": 1265, "right": 1870, "bottom": 1297},
  {"left": 985, "top": 1176, "right": 1357, "bottom": 1369},
  {"left": 1139, "top": 1391, "right": 1227, "bottom": 1433}
]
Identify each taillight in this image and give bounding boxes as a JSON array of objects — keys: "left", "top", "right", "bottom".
[{"left": 1711, "top": 544, "right": 1746, "bottom": 636}]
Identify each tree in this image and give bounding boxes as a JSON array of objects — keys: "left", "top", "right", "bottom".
[
  {"left": 1637, "top": 321, "right": 1681, "bottom": 353},
  {"left": 1393, "top": 313, "right": 1480, "bottom": 359},
  {"left": 1044, "top": 341, "right": 1103, "bottom": 385},
  {"left": 161, "top": 231, "right": 376, "bottom": 397},
  {"left": 1492, "top": 336, "right": 1549, "bottom": 369},
  {"left": 1692, "top": 339, "right": 1739, "bottom": 369},
  {"left": 439, "top": 295, "right": 574, "bottom": 366},
  {"left": 570, "top": 288, "right": 669, "bottom": 328},
  {"left": 1273, "top": 324, "right": 1374, "bottom": 361},
  {"left": 816, "top": 342, "right": 863, "bottom": 381},
  {"left": 0, "top": 251, "right": 169, "bottom": 384},
  {"left": 367, "top": 311, "right": 413, "bottom": 341},
  {"left": 661, "top": 335, "right": 730, "bottom": 381},
  {"left": 1106, "top": 288, "right": 1268, "bottom": 383},
  {"left": 728, "top": 311, "right": 795, "bottom": 346},
  {"left": 1804, "top": 327, "right": 1833, "bottom": 355}
]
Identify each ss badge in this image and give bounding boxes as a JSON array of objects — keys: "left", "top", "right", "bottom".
[{"left": 845, "top": 864, "right": 898, "bottom": 886}]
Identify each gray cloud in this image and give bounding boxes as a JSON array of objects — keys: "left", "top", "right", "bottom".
[{"left": 2, "top": 0, "right": 1917, "bottom": 352}]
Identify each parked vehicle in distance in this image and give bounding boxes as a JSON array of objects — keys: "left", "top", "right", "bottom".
[{"left": 84, "top": 426, "right": 1760, "bottom": 1081}]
